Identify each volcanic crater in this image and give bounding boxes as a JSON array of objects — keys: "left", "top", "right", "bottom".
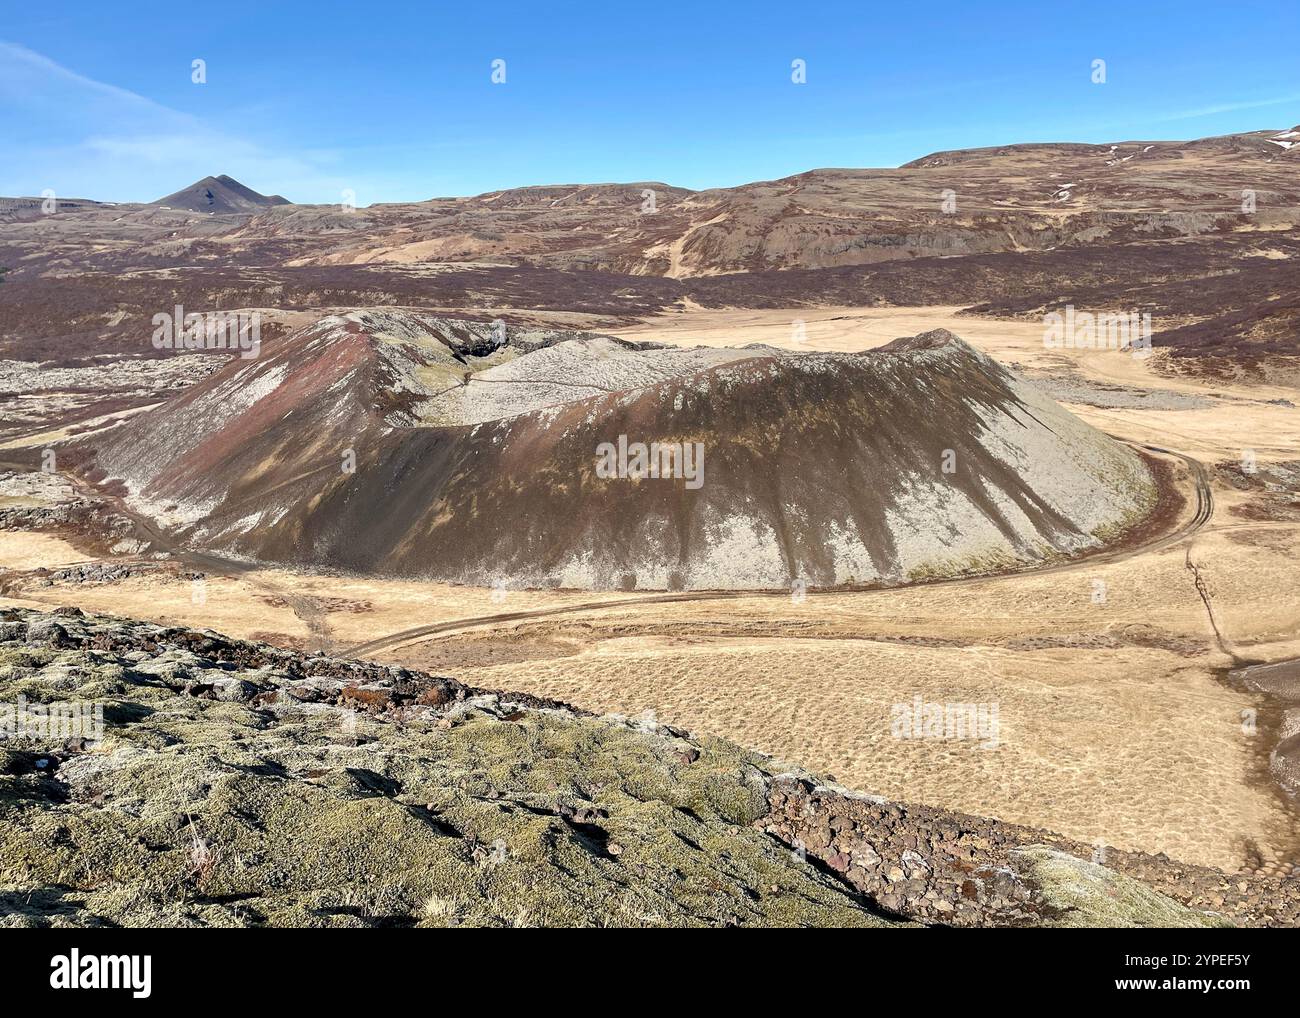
[{"left": 87, "top": 309, "right": 1159, "bottom": 591}]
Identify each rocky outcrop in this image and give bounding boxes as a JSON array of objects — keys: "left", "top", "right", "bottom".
[
  {"left": 761, "top": 778, "right": 1298, "bottom": 928},
  {"left": 0, "top": 607, "right": 1260, "bottom": 928}
]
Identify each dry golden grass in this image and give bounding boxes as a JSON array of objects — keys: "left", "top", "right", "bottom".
[
  {"left": 611, "top": 305, "right": 1300, "bottom": 463},
  {"left": 0, "top": 531, "right": 91, "bottom": 571},
  {"left": 393, "top": 514, "right": 1300, "bottom": 872}
]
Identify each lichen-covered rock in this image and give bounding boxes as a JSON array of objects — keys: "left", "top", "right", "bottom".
[
  {"left": 0, "top": 608, "right": 1251, "bottom": 928},
  {"left": 1010, "top": 847, "right": 1231, "bottom": 928},
  {"left": 760, "top": 776, "right": 1295, "bottom": 927}
]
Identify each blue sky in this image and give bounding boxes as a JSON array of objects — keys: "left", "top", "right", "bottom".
[{"left": 2, "top": 0, "right": 1297, "bottom": 205}]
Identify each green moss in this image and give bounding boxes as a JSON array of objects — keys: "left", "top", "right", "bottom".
[
  {"left": 0, "top": 667, "right": 894, "bottom": 927},
  {"left": 907, "top": 548, "right": 1022, "bottom": 583},
  {"left": 0, "top": 647, "right": 57, "bottom": 670}
]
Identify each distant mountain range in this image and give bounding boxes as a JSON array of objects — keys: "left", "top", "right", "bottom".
[
  {"left": 3, "top": 126, "right": 1295, "bottom": 275},
  {"left": 127, "top": 126, "right": 1300, "bottom": 276},
  {"left": 0, "top": 127, "right": 1295, "bottom": 367}
]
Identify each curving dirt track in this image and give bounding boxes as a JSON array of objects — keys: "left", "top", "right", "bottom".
[{"left": 342, "top": 442, "right": 1213, "bottom": 658}]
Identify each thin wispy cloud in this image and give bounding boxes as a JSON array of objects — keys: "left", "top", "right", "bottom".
[
  {"left": 1159, "top": 94, "right": 1300, "bottom": 123},
  {"left": 0, "top": 40, "right": 179, "bottom": 116},
  {"left": 0, "top": 41, "right": 357, "bottom": 203}
]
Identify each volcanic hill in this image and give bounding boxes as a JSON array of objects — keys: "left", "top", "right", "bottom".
[
  {"left": 88, "top": 310, "right": 1158, "bottom": 590},
  {"left": 151, "top": 175, "right": 291, "bottom": 214}
]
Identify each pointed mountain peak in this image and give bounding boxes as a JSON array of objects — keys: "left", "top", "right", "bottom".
[{"left": 151, "top": 174, "right": 290, "bottom": 213}]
